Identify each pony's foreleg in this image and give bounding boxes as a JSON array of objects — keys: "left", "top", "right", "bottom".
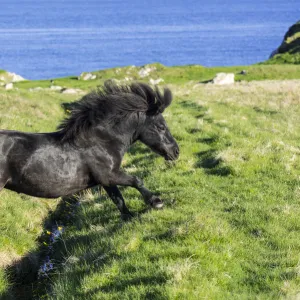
[
  {"left": 108, "top": 172, "right": 163, "bottom": 209},
  {"left": 136, "top": 186, "right": 164, "bottom": 209},
  {"left": 103, "top": 186, "right": 133, "bottom": 220}
]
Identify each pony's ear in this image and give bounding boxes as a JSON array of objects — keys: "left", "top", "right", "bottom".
[{"left": 155, "top": 87, "right": 173, "bottom": 114}]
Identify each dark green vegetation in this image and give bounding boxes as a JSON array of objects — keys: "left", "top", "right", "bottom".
[
  {"left": 266, "top": 20, "right": 300, "bottom": 65},
  {"left": 1, "top": 64, "right": 300, "bottom": 299}
]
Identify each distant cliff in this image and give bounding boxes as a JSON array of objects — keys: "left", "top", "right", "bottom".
[{"left": 267, "top": 20, "right": 300, "bottom": 64}]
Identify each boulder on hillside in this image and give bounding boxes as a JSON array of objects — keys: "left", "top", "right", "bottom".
[
  {"left": 61, "top": 88, "right": 83, "bottom": 94},
  {"left": 5, "top": 83, "right": 13, "bottom": 90},
  {"left": 212, "top": 73, "right": 235, "bottom": 85},
  {"left": 78, "top": 72, "right": 96, "bottom": 81},
  {"left": 269, "top": 20, "right": 300, "bottom": 61},
  {"left": 149, "top": 78, "right": 164, "bottom": 85},
  {"left": 0, "top": 72, "right": 26, "bottom": 83},
  {"left": 50, "top": 85, "right": 63, "bottom": 91},
  {"left": 138, "top": 65, "right": 156, "bottom": 78},
  {"left": 29, "top": 87, "right": 43, "bottom": 92}
]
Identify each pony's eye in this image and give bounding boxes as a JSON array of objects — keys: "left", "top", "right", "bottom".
[{"left": 157, "top": 125, "right": 166, "bottom": 131}]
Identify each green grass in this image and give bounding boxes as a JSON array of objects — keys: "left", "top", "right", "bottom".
[
  {"left": 12, "top": 63, "right": 300, "bottom": 90},
  {"left": 1, "top": 65, "right": 300, "bottom": 299},
  {"left": 264, "top": 52, "right": 300, "bottom": 65}
]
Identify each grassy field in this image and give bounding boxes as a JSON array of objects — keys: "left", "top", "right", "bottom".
[
  {"left": 13, "top": 63, "right": 300, "bottom": 89},
  {"left": 1, "top": 64, "right": 300, "bottom": 299}
]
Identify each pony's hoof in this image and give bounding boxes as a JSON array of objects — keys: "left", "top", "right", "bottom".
[{"left": 150, "top": 197, "right": 164, "bottom": 209}]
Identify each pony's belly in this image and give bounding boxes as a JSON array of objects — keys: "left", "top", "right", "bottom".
[
  {"left": 6, "top": 164, "right": 93, "bottom": 198},
  {"left": 8, "top": 148, "right": 93, "bottom": 197},
  {"left": 5, "top": 177, "right": 92, "bottom": 198}
]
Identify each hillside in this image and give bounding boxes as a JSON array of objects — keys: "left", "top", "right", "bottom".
[
  {"left": 1, "top": 64, "right": 300, "bottom": 299},
  {"left": 266, "top": 20, "right": 300, "bottom": 64}
]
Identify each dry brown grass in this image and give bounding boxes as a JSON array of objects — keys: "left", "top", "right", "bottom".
[{"left": 0, "top": 251, "right": 21, "bottom": 269}]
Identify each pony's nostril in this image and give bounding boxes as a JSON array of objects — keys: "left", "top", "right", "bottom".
[{"left": 175, "top": 148, "right": 180, "bottom": 156}]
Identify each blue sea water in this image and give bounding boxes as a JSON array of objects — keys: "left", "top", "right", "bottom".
[{"left": 0, "top": 0, "right": 299, "bottom": 80}]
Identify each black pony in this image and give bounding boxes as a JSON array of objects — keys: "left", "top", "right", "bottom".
[{"left": 0, "top": 82, "right": 179, "bottom": 219}]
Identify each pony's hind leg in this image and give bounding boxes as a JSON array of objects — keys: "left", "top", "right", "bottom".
[{"left": 103, "top": 186, "right": 133, "bottom": 220}]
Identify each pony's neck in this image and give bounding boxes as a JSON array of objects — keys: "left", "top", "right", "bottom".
[
  {"left": 93, "top": 117, "right": 141, "bottom": 155},
  {"left": 118, "top": 112, "right": 145, "bottom": 150}
]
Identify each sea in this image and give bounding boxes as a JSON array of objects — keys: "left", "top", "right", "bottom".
[{"left": 0, "top": 0, "right": 299, "bottom": 80}]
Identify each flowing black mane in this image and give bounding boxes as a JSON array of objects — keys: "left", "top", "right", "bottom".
[{"left": 57, "top": 81, "right": 172, "bottom": 142}]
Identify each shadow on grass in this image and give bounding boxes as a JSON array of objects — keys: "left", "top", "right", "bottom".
[
  {"left": 198, "top": 79, "right": 213, "bottom": 84},
  {"left": 253, "top": 106, "right": 279, "bottom": 116},
  {"left": 177, "top": 101, "right": 213, "bottom": 135},
  {"left": 75, "top": 275, "right": 168, "bottom": 300},
  {"left": 48, "top": 199, "right": 169, "bottom": 299},
  {"left": 2, "top": 195, "right": 82, "bottom": 300},
  {"left": 195, "top": 149, "right": 234, "bottom": 177},
  {"left": 179, "top": 101, "right": 215, "bottom": 125},
  {"left": 195, "top": 149, "right": 221, "bottom": 169},
  {"left": 187, "top": 128, "right": 202, "bottom": 134},
  {"left": 2, "top": 188, "right": 165, "bottom": 299},
  {"left": 197, "top": 136, "right": 219, "bottom": 145},
  {"left": 179, "top": 100, "right": 208, "bottom": 116}
]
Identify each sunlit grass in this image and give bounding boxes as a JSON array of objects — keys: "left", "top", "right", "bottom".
[
  {"left": 48, "top": 80, "right": 300, "bottom": 299},
  {"left": 1, "top": 66, "right": 300, "bottom": 298}
]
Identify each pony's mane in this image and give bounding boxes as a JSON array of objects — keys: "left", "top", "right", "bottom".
[{"left": 57, "top": 81, "right": 172, "bottom": 142}]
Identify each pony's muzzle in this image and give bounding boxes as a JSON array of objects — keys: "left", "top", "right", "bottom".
[
  {"left": 166, "top": 143, "right": 179, "bottom": 161},
  {"left": 174, "top": 146, "right": 180, "bottom": 159}
]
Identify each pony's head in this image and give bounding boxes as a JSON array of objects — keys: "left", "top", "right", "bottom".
[
  {"left": 57, "top": 82, "right": 179, "bottom": 161},
  {"left": 137, "top": 86, "right": 179, "bottom": 161}
]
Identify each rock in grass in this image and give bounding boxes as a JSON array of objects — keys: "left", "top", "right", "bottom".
[
  {"left": 29, "top": 87, "right": 43, "bottom": 92},
  {"left": 50, "top": 85, "right": 63, "bottom": 91},
  {"left": 138, "top": 66, "right": 156, "bottom": 78},
  {"left": 5, "top": 83, "right": 13, "bottom": 90},
  {"left": 78, "top": 72, "right": 96, "bottom": 81},
  {"left": 213, "top": 73, "right": 235, "bottom": 85},
  {"left": 149, "top": 78, "right": 164, "bottom": 85},
  {"left": 61, "top": 88, "right": 83, "bottom": 94}
]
